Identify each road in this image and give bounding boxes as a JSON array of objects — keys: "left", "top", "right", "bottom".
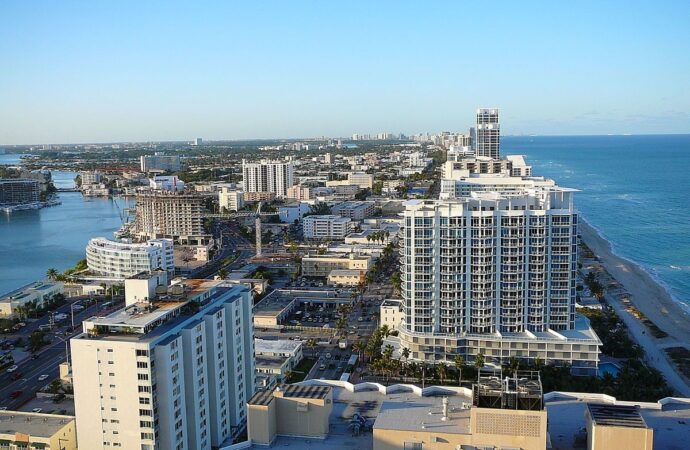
[{"left": 0, "top": 296, "right": 124, "bottom": 409}]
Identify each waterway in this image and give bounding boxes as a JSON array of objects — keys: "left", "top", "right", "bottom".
[{"left": 0, "top": 154, "right": 131, "bottom": 294}]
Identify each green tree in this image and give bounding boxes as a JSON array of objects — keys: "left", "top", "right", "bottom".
[
  {"left": 46, "top": 268, "right": 59, "bottom": 281},
  {"left": 217, "top": 268, "right": 228, "bottom": 280},
  {"left": 474, "top": 353, "right": 485, "bottom": 370},
  {"left": 454, "top": 355, "right": 465, "bottom": 386}
]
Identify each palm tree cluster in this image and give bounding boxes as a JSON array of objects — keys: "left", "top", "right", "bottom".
[{"left": 365, "top": 230, "right": 390, "bottom": 245}]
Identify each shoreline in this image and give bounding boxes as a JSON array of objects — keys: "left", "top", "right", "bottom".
[{"left": 579, "top": 219, "right": 690, "bottom": 344}]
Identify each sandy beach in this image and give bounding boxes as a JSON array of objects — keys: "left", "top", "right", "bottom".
[
  {"left": 579, "top": 220, "right": 690, "bottom": 341},
  {"left": 579, "top": 219, "right": 690, "bottom": 395}
]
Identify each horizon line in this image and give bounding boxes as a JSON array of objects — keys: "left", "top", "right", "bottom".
[{"left": 2, "top": 132, "right": 690, "bottom": 148}]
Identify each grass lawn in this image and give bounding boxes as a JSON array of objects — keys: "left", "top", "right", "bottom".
[{"left": 290, "top": 357, "right": 317, "bottom": 382}]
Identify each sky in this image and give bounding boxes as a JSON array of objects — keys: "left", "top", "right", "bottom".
[{"left": 1, "top": 1, "right": 689, "bottom": 144}]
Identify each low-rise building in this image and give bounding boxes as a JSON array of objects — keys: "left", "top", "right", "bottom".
[
  {"left": 286, "top": 185, "right": 312, "bottom": 201},
  {"left": 347, "top": 172, "right": 374, "bottom": 189},
  {"left": 301, "top": 253, "right": 372, "bottom": 278},
  {"left": 254, "top": 338, "right": 304, "bottom": 386},
  {"left": 380, "top": 299, "right": 404, "bottom": 330},
  {"left": 149, "top": 175, "right": 185, "bottom": 191},
  {"left": 0, "top": 411, "right": 77, "bottom": 450},
  {"left": 218, "top": 187, "right": 245, "bottom": 212},
  {"left": 0, "top": 280, "right": 64, "bottom": 318},
  {"left": 245, "top": 191, "right": 276, "bottom": 202},
  {"left": 332, "top": 201, "right": 376, "bottom": 220},
  {"left": 327, "top": 269, "right": 365, "bottom": 286},
  {"left": 278, "top": 202, "right": 312, "bottom": 224},
  {"left": 303, "top": 215, "right": 353, "bottom": 240},
  {"left": 86, "top": 237, "right": 174, "bottom": 280}
]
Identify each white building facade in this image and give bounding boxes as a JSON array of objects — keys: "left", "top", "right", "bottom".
[
  {"left": 398, "top": 192, "right": 600, "bottom": 374},
  {"left": 242, "top": 159, "right": 294, "bottom": 198},
  {"left": 71, "top": 281, "right": 256, "bottom": 450},
  {"left": 86, "top": 237, "right": 174, "bottom": 280},
  {"left": 218, "top": 187, "right": 245, "bottom": 212},
  {"left": 303, "top": 215, "right": 353, "bottom": 240},
  {"left": 475, "top": 108, "right": 500, "bottom": 159}
]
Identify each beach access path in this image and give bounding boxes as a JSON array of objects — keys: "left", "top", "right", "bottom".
[{"left": 579, "top": 220, "right": 690, "bottom": 396}]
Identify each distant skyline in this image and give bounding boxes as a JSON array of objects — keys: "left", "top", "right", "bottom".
[{"left": 1, "top": 1, "right": 689, "bottom": 145}]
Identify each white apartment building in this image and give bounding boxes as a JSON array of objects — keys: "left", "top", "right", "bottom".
[
  {"left": 0, "top": 280, "right": 64, "bottom": 318},
  {"left": 303, "top": 215, "right": 353, "bottom": 240},
  {"left": 149, "top": 175, "right": 185, "bottom": 192},
  {"left": 80, "top": 171, "right": 102, "bottom": 186},
  {"left": 86, "top": 237, "right": 174, "bottom": 280},
  {"left": 218, "top": 187, "right": 245, "bottom": 212},
  {"left": 475, "top": 108, "right": 500, "bottom": 159},
  {"left": 380, "top": 299, "right": 404, "bottom": 331},
  {"left": 331, "top": 201, "right": 376, "bottom": 220},
  {"left": 133, "top": 191, "right": 208, "bottom": 243},
  {"left": 140, "top": 153, "right": 182, "bottom": 173},
  {"left": 242, "top": 159, "right": 294, "bottom": 198},
  {"left": 71, "top": 279, "right": 256, "bottom": 450},
  {"left": 398, "top": 192, "right": 601, "bottom": 375}
]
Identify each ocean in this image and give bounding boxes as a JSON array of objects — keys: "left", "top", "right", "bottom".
[{"left": 504, "top": 134, "right": 690, "bottom": 308}]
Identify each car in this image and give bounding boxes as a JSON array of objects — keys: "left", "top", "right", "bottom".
[
  {"left": 6, "top": 365, "right": 18, "bottom": 373},
  {"left": 9, "top": 391, "right": 22, "bottom": 399},
  {"left": 0, "top": 407, "right": 7, "bottom": 410},
  {"left": 38, "top": 374, "right": 49, "bottom": 381},
  {"left": 31, "top": 354, "right": 40, "bottom": 360},
  {"left": 32, "top": 408, "right": 42, "bottom": 413},
  {"left": 72, "top": 304, "right": 84, "bottom": 311},
  {"left": 358, "top": 317, "right": 364, "bottom": 322},
  {"left": 319, "top": 364, "right": 326, "bottom": 371},
  {"left": 325, "top": 353, "right": 331, "bottom": 359}
]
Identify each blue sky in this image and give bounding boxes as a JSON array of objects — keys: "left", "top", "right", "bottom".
[{"left": 1, "top": 1, "right": 689, "bottom": 144}]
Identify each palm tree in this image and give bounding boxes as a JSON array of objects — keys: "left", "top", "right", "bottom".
[
  {"left": 46, "top": 268, "right": 59, "bottom": 281},
  {"left": 454, "top": 355, "right": 465, "bottom": 386},
  {"left": 437, "top": 363, "right": 448, "bottom": 385},
  {"left": 306, "top": 338, "right": 318, "bottom": 357},
  {"left": 474, "top": 353, "right": 485, "bottom": 370},
  {"left": 379, "top": 325, "right": 390, "bottom": 339},
  {"left": 508, "top": 356, "right": 520, "bottom": 376},
  {"left": 284, "top": 370, "right": 294, "bottom": 383},
  {"left": 401, "top": 347, "right": 410, "bottom": 364},
  {"left": 352, "top": 341, "right": 365, "bottom": 361},
  {"left": 217, "top": 268, "right": 228, "bottom": 279},
  {"left": 335, "top": 318, "right": 348, "bottom": 335}
]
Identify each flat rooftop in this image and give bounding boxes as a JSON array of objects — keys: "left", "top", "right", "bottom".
[
  {"left": 0, "top": 411, "right": 74, "bottom": 438},
  {"left": 248, "top": 385, "right": 331, "bottom": 407},
  {"left": 255, "top": 338, "right": 302, "bottom": 355},
  {"left": 1, "top": 280, "right": 61, "bottom": 301},
  {"left": 255, "top": 355, "right": 287, "bottom": 369},
  {"left": 546, "top": 394, "right": 690, "bottom": 450},
  {"left": 254, "top": 289, "right": 356, "bottom": 317},
  {"left": 246, "top": 383, "right": 473, "bottom": 450}
]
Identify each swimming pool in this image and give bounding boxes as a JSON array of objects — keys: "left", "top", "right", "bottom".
[{"left": 598, "top": 362, "right": 621, "bottom": 377}]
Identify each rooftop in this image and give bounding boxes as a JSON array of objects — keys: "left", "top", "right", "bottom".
[
  {"left": 248, "top": 384, "right": 331, "bottom": 407},
  {"left": 1, "top": 280, "right": 62, "bottom": 301},
  {"left": 546, "top": 393, "right": 690, "bottom": 450},
  {"left": 587, "top": 404, "right": 648, "bottom": 428},
  {"left": 255, "top": 338, "right": 302, "bottom": 355},
  {"left": 0, "top": 411, "right": 74, "bottom": 438}
]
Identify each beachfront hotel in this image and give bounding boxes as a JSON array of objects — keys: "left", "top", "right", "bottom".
[
  {"left": 70, "top": 277, "right": 256, "bottom": 450},
  {"left": 85, "top": 237, "right": 174, "bottom": 280},
  {"left": 396, "top": 146, "right": 601, "bottom": 374}
]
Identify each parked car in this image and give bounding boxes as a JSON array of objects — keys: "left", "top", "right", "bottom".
[
  {"left": 32, "top": 408, "right": 42, "bottom": 413},
  {"left": 38, "top": 374, "right": 49, "bottom": 381},
  {"left": 6, "top": 365, "right": 18, "bottom": 373}
]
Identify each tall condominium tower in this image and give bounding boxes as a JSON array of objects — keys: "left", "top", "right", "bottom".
[
  {"left": 71, "top": 278, "right": 256, "bottom": 450},
  {"left": 475, "top": 108, "right": 500, "bottom": 159},
  {"left": 242, "top": 159, "right": 294, "bottom": 198},
  {"left": 398, "top": 188, "right": 600, "bottom": 374}
]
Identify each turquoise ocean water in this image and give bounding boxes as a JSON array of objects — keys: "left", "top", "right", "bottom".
[{"left": 505, "top": 135, "right": 690, "bottom": 309}]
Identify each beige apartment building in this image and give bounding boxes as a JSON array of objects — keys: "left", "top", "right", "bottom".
[
  {"left": 301, "top": 253, "right": 372, "bottom": 278},
  {"left": 0, "top": 411, "right": 77, "bottom": 450},
  {"left": 133, "top": 191, "right": 208, "bottom": 243}
]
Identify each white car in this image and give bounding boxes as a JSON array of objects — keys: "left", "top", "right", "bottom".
[
  {"left": 38, "top": 374, "right": 49, "bottom": 381},
  {"left": 6, "top": 365, "right": 18, "bottom": 373},
  {"left": 32, "top": 408, "right": 42, "bottom": 413}
]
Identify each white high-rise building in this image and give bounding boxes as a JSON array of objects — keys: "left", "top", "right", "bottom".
[
  {"left": 398, "top": 190, "right": 601, "bottom": 375},
  {"left": 242, "top": 159, "right": 294, "bottom": 198},
  {"left": 71, "top": 279, "right": 256, "bottom": 450},
  {"left": 86, "top": 237, "right": 174, "bottom": 280},
  {"left": 140, "top": 153, "right": 182, "bottom": 173},
  {"left": 475, "top": 108, "right": 500, "bottom": 159}
]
